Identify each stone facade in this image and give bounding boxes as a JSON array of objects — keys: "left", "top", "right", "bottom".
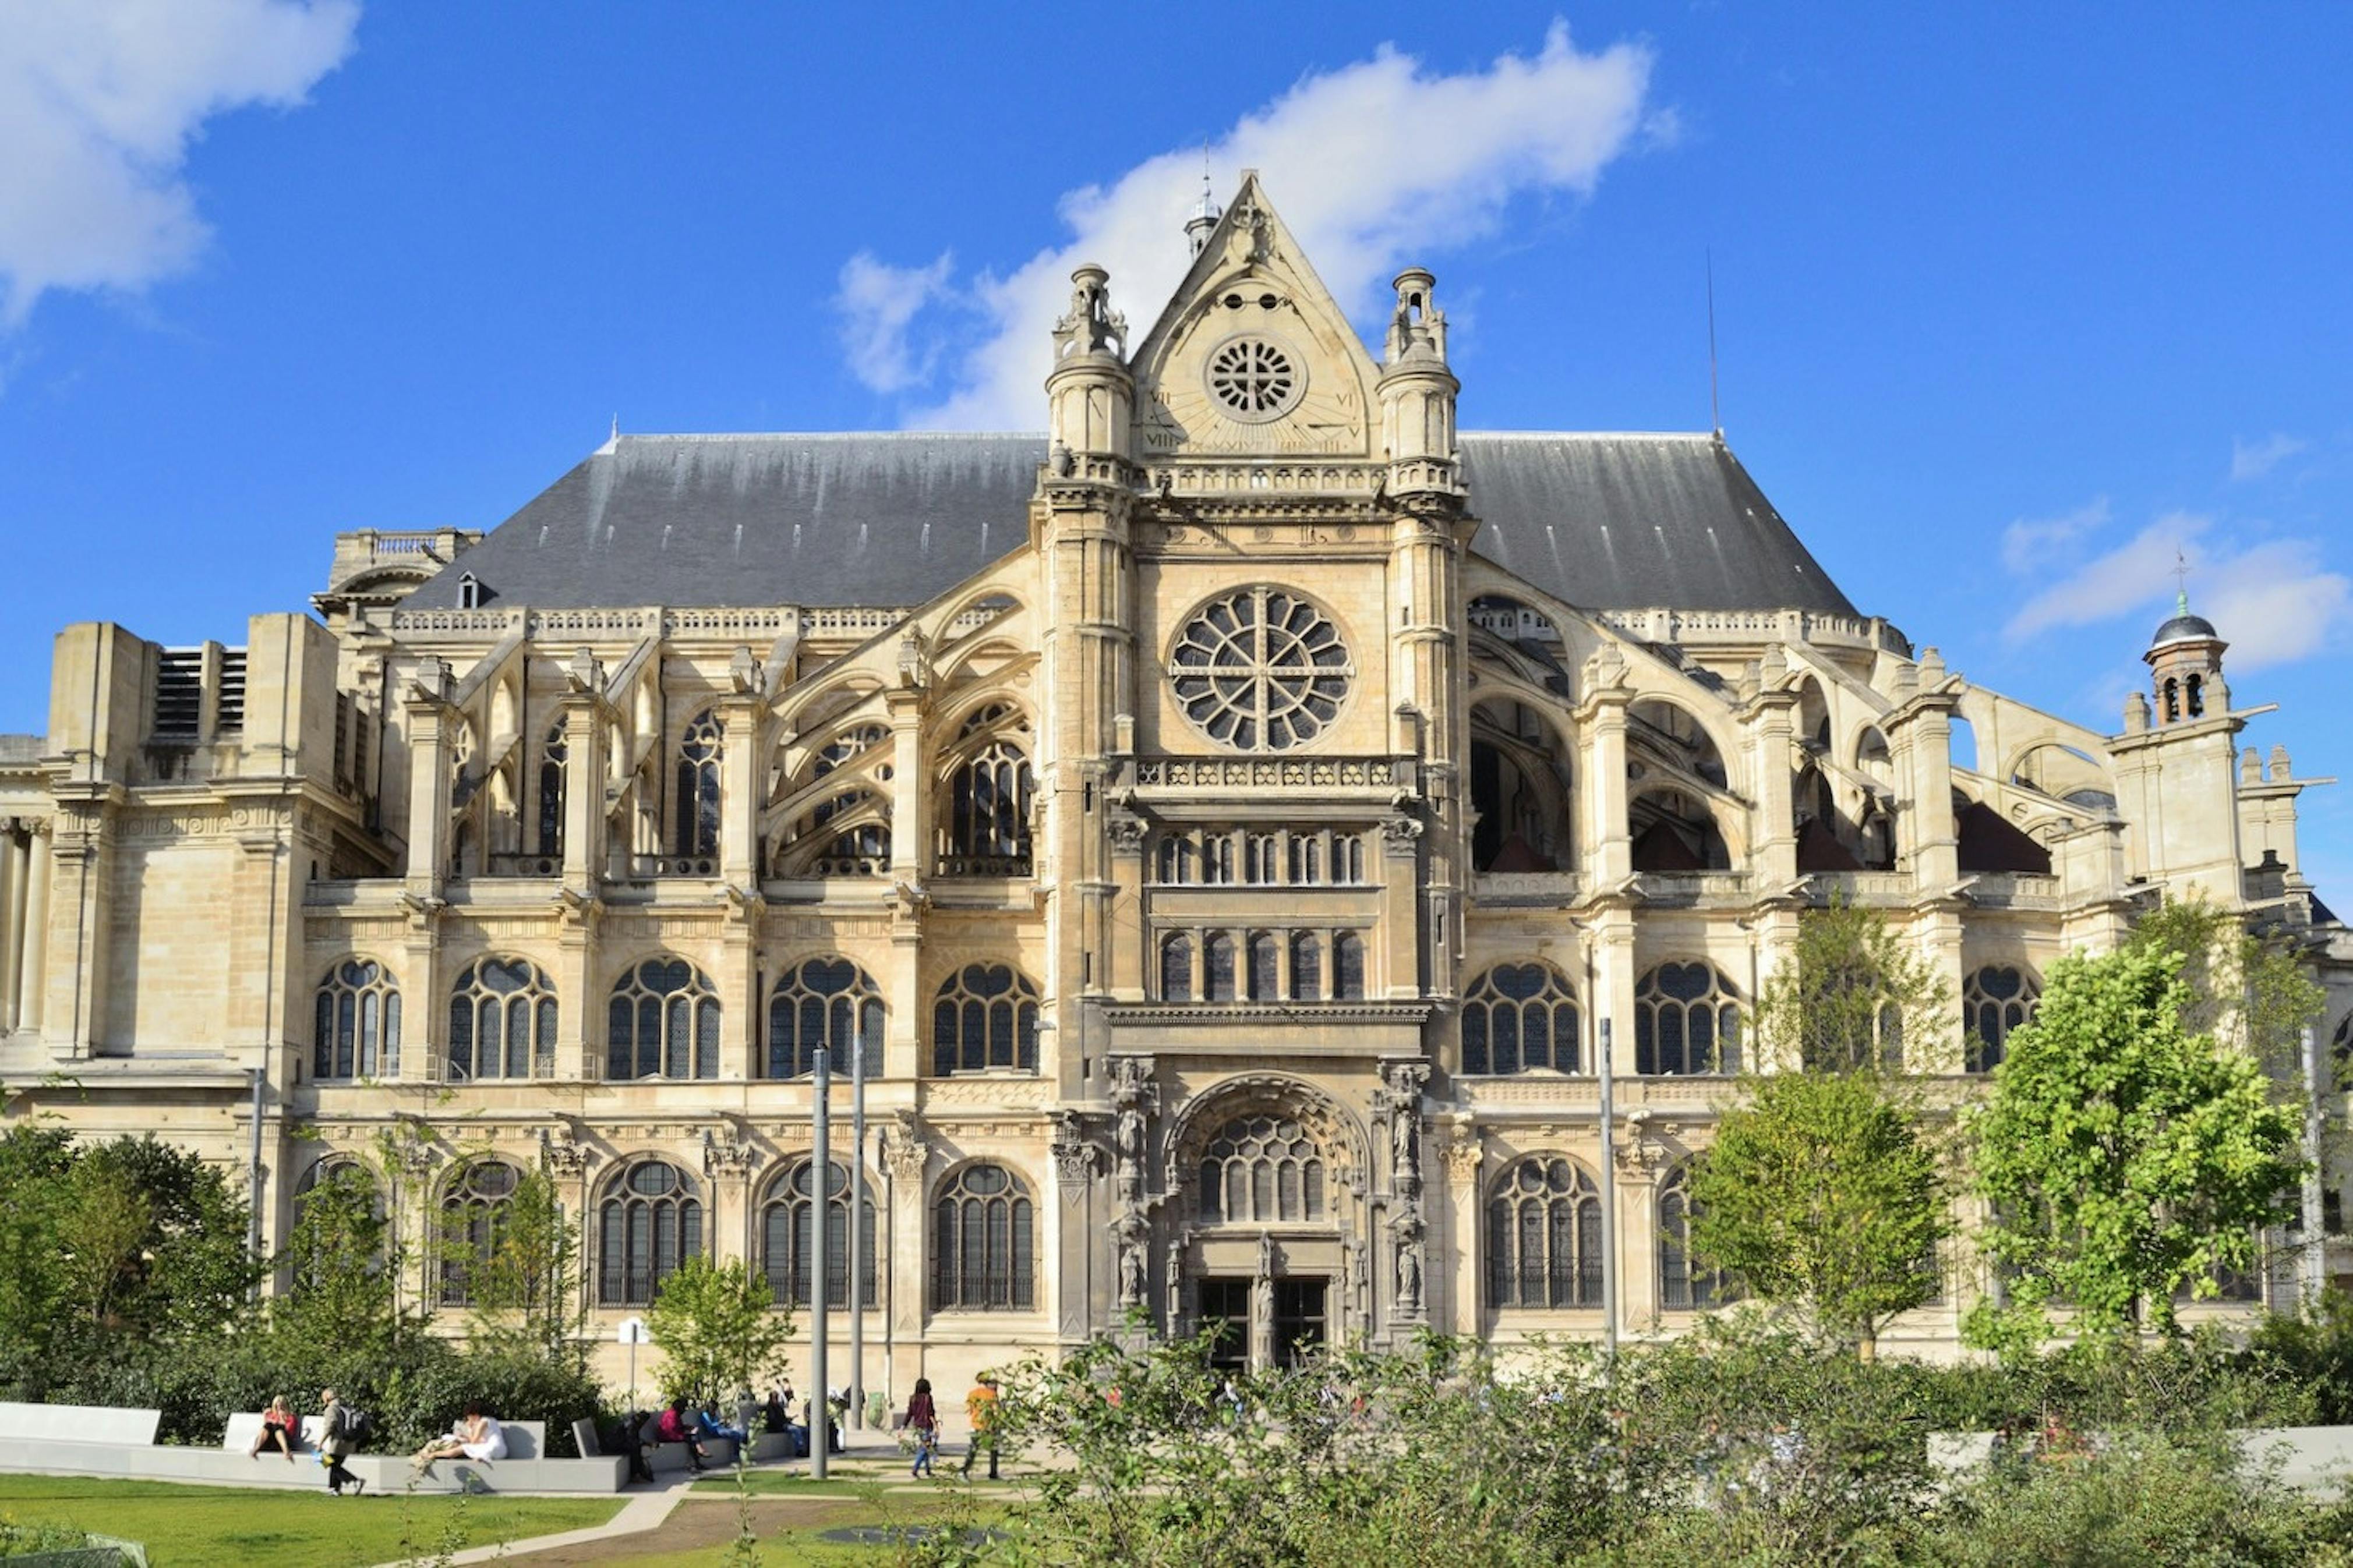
[{"left": 2, "top": 176, "right": 2347, "bottom": 1393}]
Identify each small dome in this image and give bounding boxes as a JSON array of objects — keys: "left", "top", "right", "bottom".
[
  {"left": 1189, "top": 189, "right": 1222, "bottom": 225},
  {"left": 2150, "top": 611, "right": 2218, "bottom": 647}
]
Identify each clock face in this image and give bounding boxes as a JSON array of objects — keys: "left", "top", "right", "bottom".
[
  {"left": 1204, "top": 335, "right": 1305, "bottom": 423},
  {"left": 1168, "top": 586, "right": 1353, "bottom": 752}
]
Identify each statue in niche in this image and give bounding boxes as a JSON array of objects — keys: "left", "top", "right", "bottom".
[
  {"left": 1396, "top": 1238, "right": 1423, "bottom": 1311},
  {"left": 1118, "top": 1239, "right": 1147, "bottom": 1308}
]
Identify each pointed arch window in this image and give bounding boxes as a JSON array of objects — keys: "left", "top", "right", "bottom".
[
  {"left": 537, "top": 722, "right": 567, "bottom": 861},
  {"left": 1487, "top": 1156, "right": 1602, "bottom": 1308},
  {"left": 759, "top": 1160, "right": 877, "bottom": 1309},
  {"left": 673, "top": 710, "right": 722, "bottom": 860},
  {"left": 1963, "top": 964, "right": 2040, "bottom": 1074},
  {"left": 448, "top": 957, "right": 558, "bottom": 1082},
  {"left": 314, "top": 959, "right": 401, "bottom": 1081},
  {"left": 931, "top": 1163, "right": 1035, "bottom": 1311},
  {"left": 607, "top": 958, "right": 720, "bottom": 1081},
  {"left": 439, "top": 1159, "right": 521, "bottom": 1308},
  {"left": 931, "top": 963, "right": 1041, "bottom": 1074},
  {"left": 766, "top": 958, "right": 882, "bottom": 1079},
  {"left": 1196, "top": 1112, "right": 1326, "bottom": 1225},
  {"left": 1634, "top": 962, "right": 1741, "bottom": 1075},
  {"left": 942, "top": 706, "right": 1033, "bottom": 875},
  {"left": 1462, "top": 962, "right": 1582, "bottom": 1074},
  {"left": 1657, "top": 1166, "right": 1733, "bottom": 1309},
  {"left": 1159, "top": 933, "right": 1194, "bottom": 1002},
  {"left": 597, "top": 1160, "right": 702, "bottom": 1305}
]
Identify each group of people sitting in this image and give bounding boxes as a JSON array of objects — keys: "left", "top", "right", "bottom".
[{"left": 241, "top": 1389, "right": 371, "bottom": 1496}]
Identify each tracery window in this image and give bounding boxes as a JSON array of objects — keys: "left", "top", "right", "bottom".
[
  {"left": 1964, "top": 964, "right": 2040, "bottom": 1074},
  {"left": 598, "top": 1160, "right": 702, "bottom": 1306},
  {"left": 931, "top": 963, "right": 1041, "bottom": 1074},
  {"left": 1168, "top": 586, "right": 1353, "bottom": 752},
  {"left": 314, "top": 959, "right": 401, "bottom": 1081},
  {"left": 766, "top": 957, "right": 882, "bottom": 1079},
  {"left": 439, "top": 1159, "right": 521, "bottom": 1308},
  {"left": 807, "top": 724, "right": 891, "bottom": 871},
  {"left": 931, "top": 1164, "right": 1034, "bottom": 1311},
  {"left": 606, "top": 958, "right": 720, "bottom": 1081},
  {"left": 1657, "top": 1166, "right": 1733, "bottom": 1310},
  {"left": 291, "top": 1158, "right": 384, "bottom": 1287},
  {"left": 1634, "top": 962, "right": 1741, "bottom": 1075},
  {"left": 448, "top": 957, "right": 558, "bottom": 1082},
  {"left": 673, "top": 710, "right": 722, "bottom": 861},
  {"left": 1461, "top": 962, "right": 1582, "bottom": 1075},
  {"left": 942, "top": 706, "right": 1032, "bottom": 875},
  {"left": 759, "top": 1160, "right": 877, "bottom": 1309},
  {"left": 1487, "top": 1156, "right": 1602, "bottom": 1309},
  {"left": 537, "top": 723, "right": 567, "bottom": 862},
  {"left": 1159, "top": 933, "right": 1193, "bottom": 1001},
  {"left": 1197, "top": 1113, "right": 1326, "bottom": 1225}
]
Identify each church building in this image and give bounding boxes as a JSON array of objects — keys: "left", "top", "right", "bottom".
[{"left": 0, "top": 176, "right": 2344, "bottom": 1385}]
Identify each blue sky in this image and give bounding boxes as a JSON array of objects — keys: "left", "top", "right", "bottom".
[{"left": 1, "top": 4, "right": 2347, "bottom": 893}]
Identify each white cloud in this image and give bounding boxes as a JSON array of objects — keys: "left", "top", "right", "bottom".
[
  {"left": 844, "top": 23, "right": 1659, "bottom": 430},
  {"left": 2002, "top": 509, "right": 2349, "bottom": 670},
  {"left": 2231, "top": 431, "right": 2308, "bottom": 482},
  {"left": 0, "top": 0, "right": 358, "bottom": 327},
  {"left": 835, "top": 250, "right": 956, "bottom": 394},
  {"left": 1999, "top": 495, "right": 2109, "bottom": 575}
]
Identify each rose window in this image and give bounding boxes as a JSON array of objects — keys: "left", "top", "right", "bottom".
[
  {"left": 1205, "top": 336, "right": 1303, "bottom": 421},
  {"left": 1168, "top": 587, "right": 1352, "bottom": 751}
]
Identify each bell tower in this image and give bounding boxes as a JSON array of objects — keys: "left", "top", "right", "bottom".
[{"left": 2111, "top": 590, "right": 2245, "bottom": 901}]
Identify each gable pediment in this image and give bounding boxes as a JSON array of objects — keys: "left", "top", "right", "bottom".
[{"left": 1129, "top": 177, "right": 1381, "bottom": 463}]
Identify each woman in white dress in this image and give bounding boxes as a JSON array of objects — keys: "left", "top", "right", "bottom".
[{"left": 412, "top": 1402, "right": 508, "bottom": 1467}]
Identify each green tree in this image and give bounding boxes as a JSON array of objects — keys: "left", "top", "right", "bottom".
[
  {"left": 0, "top": 1123, "right": 75, "bottom": 1388},
  {"left": 1688, "top": 1070, "right": 1946, "bottom": 1358},
  {"left": 1687, "top": 900, "right": 1953, "bottom": 1358},
  {"left": 456, "top": 1165, "right": 589, "bottom": 1364},
  {"left": 275, "top": 1162, "right": 411, "bottom": 1351},
  {"left": 645, "top": 1255, "right": 794, "bottom": 1403},
  {"left": 1968, "top": 942, "right": 2308, "bottom": 1346},
  {"left": 2127, "top": 895, "right": 2326, "bottom": 1083}
]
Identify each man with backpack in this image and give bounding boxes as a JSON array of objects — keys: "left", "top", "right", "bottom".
[{"left": 319, "top": 1388, "right": 368, "bottom": 1496}]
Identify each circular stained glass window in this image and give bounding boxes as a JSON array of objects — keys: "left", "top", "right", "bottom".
[
  {"left": 1205, "top": 336, "right": 1303, "bottom": 422},
  {"left": 1168, "top": 587, "right": 1353, "bottom": 752}
]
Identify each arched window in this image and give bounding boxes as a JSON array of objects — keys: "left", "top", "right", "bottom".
[
  {"left": 598, "top": 1160, "right": 702, "bottom": 1306},
  {"left": 439, "top": 1159, "right": 521, "bottom": 1307},
  {"left": 1462, "top": 963, "right": 1582, "bottom": 1075},
  {"left": 2334, "top": 1015, "right": 2353, "bottom": 1096},
  {"left": 1204, "top": 932, "right": 1238, "bottom": 1001},
  {"left": 1204, "top": 834, "right": 1235, "bottom": 885},
  {"left": 1288, "top": 834, "right": 1320, "bottom": 884},
  {"left": 1334, "top": 932, "right": 1367, "bottom": 1000},
  {"left": 2163, "top": 677, "right": 2181, "bottom": 724},
  {"left": 943, "top": 709, "right": 1033, "bottom": 875},
  {"left": 607, "top": 959, "right": 721, "bottom": 1081},
  {"left": 1634, "top": 962, "right": 1741, "bottom": 1075},
  {"left": 1160, "top": 933, "right": 1193, "bottom": 1001},
  {"left": 2186, "top": 674, "right": 2204, "bottom": 719},
  {"left": 1248, "top": 932, "right": 1281, "bottom": 1001},
  {"left": 673, "top": 710, "right": 722, "bottom": 860},
  {"left": 759, "top": 1160, "right": 877, "bottom": 1309},
  {"left": 1657, "top": 1166, "right": 1732, "bottom": 1310},
  {"left": 291, "top": 1158, "right": 385, "bottom": 1286},
  {"left": 1964, "top": 964, "right": 2041, "bottom": 1074},
  {"left": 1154, "top": 836, "right": 1190, "bottom": 884},
  {"left": 313, "top": 959, "right": 401, "bottom": 1081},
  {"left": 1487, "top": 1156, "right": 1602, "bottom": 1309},
  {"left": 931, "top": 964, "right": 1041, "bottom": 1074},
  {"left": 1196, "top": 1113, "right": 1326, "bottom": 1224},
  {"left": 765, "top": 958, "right": 881, "bottom": 1079},
  {"left": 448, "top": 957, "right": 559, "bottom": 1082},
  {"left": 931, "top": 1164, "right": 1035, "bottom": 1311},
  {"left": 1289, "top": 933, "right": 1322, "bottom": 1001},
  {"left": 1338, "top": 834, "right": 1365, "bottom": 884},
  {"left": 1246, "top": 834, "right": 1279, "bottom": 884},
  {"left": 537, "top": 722, "right": 567, "bottom": 862}
]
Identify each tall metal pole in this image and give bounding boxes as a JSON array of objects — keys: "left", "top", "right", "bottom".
[
  {"left": 2301, "top": 1022, "right": 2327, "bottom": 1305},
  {"left": 849, "top": 1013, "right": 867, "bottom": 1428},
  {"left": 1598, "top": 1017, "right": 1619, "bottom": 1360},
  {"left": 811, "top": 1045, "right": 830, "bottom": 1479}
]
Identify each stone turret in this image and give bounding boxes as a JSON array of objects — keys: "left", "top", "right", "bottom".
[
  {"left": 1044, "top": 264, "right": 1134, "bottom": 476},
  {"left": 1376, "top": 268, "right": 1458, "bottom": 497}
]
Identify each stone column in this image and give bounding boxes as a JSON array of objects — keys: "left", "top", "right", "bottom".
[
  {"left": 1051, "top": 1111, "right": 1103, "bottom": 1347},
  {"left": 1579, "top": 649, "right": 1633, "bottom": 886},
  {"left": 559, "top": 695, "right": 604, "bottom": 891},
  {"left": 1746, "top": 681, "right": 1799, "bottom": 889},
  {"left": 0, "top": 823, "right": 23, "bottom": 1031},
  {"left": 1442, "top": 1124, "right": 1484, "bottom": 1336},
  {"left": 885, "top": 1116, "right": 931, "bottom": 1345},
  {"left": 44, "top": 807, "right": 108, "bottom": 1060},
  {"left": 554, "top": 903, "right": 600, "bottom": 1079},
  {"left": 883, "top": 689, "right": 928, "bottom": 1081},
  {"left": 20, "top": 822, "right": 50, "bottom": 1034},
  {"left": 404, "top": 676, "right": 455, "bottom": 896}
]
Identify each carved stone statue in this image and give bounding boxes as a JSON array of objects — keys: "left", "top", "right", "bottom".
[
  {"left": 1118, "top": 1240, "right": 1147, "bottom": 1308},
  {"left": 1396, "top": 1238, "right": 1422, "bottom": 1311}
]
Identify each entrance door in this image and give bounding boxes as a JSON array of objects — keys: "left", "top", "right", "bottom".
[
  {"left": 1273, "top": 1277, "right": 1327, "bottom": 1368},
  {"left": 1197, "top": 1279, "right": 1252, "bottom": 1374}
]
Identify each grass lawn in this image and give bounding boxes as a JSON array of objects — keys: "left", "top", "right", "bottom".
[
  {"left": 556, "top": 1494, "right": 1009, "bottom": 1567},
  {"left": 0, "top": 1474, "right": 621, "bottom": 1568}
]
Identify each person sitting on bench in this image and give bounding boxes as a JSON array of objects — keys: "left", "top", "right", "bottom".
[
  {"left": 412, "top": 1403, "right": 506, "bottom": 1469},
  {"left": 248, "top": 1396, "right": 301, "bottom": 1461}
]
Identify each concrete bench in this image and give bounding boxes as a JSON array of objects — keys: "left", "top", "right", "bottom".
[
  {"left": 1932, "top": 1425, "right": 2353, "bottom": 1496},
  {"left": 0, "top": 1403, "right": 161, "bottom": 1446},
  {"left": 647, "top": 1434, "right": 739, "bottom": 1473},
  {"left": 0, "top": 1414, "right": 627, "bottom": 1495},
  {"left": 221, "top": 1413, "right": 327, "bottom": 1453}
]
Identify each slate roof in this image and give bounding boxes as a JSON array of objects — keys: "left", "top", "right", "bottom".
[{"left": 401, "top": 430, "right": 1859, "bottom": 617}]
